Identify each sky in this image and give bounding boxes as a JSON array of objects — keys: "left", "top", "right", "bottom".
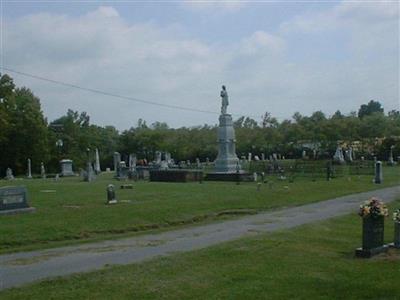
[{"left": 1, "top": 0, "right": 399, "bottom": 130}]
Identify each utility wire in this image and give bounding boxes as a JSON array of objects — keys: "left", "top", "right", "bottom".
[{"left": 1, "top": 66, "right": 261, "bottom": 118}]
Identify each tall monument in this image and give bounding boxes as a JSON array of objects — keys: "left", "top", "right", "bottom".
[
  {"left": 206, "top": 86, "right": 251, "bottom": 181},
  {"left": 214, "top": 85, "right": 240, "bottom": 173}
]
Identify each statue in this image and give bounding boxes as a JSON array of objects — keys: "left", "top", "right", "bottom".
[{"left": 220, "top": 85, "right": 229, "bottom": 115}]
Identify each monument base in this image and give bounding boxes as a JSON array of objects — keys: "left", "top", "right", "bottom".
[
  {"left": 150, "top": 170, "right": 203, "bottom": 182},
  {"left": 205, "top": 172, "right": 253, "bottom": 182},
  {"left": 0, "top": 207, "right": 36, "bottom": 216},
  {"left": 355, "top": 245, "right": 389, "bottom": 258}
]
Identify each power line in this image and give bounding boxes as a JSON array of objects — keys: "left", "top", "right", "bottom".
[{"left": 0, "top": 66, "right": 261, "bottom": 119}]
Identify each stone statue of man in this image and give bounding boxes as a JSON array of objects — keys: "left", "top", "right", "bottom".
[{"left": 220, "top": 85, "right": 229, "bottom": 115}]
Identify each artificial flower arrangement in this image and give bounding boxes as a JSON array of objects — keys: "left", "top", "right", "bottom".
[
  {"left": 393, "top": 208, "right": 400, "bottom": 223},
  {"left": 358, "top": 197, "right": 388, "bottom": 218}
]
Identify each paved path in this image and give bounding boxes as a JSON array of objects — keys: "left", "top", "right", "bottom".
[{"left": 1, "top": 186, "right": 399, "bottom": 290}]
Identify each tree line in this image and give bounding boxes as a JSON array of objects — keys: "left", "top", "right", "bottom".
[{"left": 0, "top": 73, "right": 399, "bottom": 175}]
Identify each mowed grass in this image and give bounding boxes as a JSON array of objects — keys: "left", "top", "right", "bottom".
[
  {"left": 2, "top": 200, "right": 399, "bottom": 300},
  {"left": 0, "top": 167, "right": 399, "bottom": 253}
]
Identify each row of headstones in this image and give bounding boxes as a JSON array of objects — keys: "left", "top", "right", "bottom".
[
  {"left": 4, "top": 160, "right": 47, "bottom": 180},
  {"left": 334, "top": 145, "right": 398, "bottom": 165},
  {"left": 245, "top": 153, "right": 283, "bottom": 162}
]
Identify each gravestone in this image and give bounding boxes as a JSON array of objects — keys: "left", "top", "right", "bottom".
[
  {"left": 302, "top": 150, "right": 306, "bottom": 159},
  {"left": 94, "top": 148, "right": 101, "bottom": 174},
  {"left": 254, "top": 155, "right": 260, "bottom": 161},
  {"left": 326, "top": 161, "right": 332, "bottom": 181},
  {"left": 206, "top": 157, "right": 210, "bottom": 165},
  {"left": 248, "top": 153, "right": 252, "bottom": 162},
  {"left": 196, "top": 158, "right": 201, "bottom": 168},
  {"left": 106, "top": 184, "right": 117, "bottom": 204},
  {"left": 388, "top": 145, "right": 396, "bottom": 166},
  {"left": 84, "top": 163, "right": 95, "bottom": 182},
  {"left": 374, "top": 161, "right": 383, "bottom": 184},
  {"left": 117, "top": 161, "right": 129, "bottom": 180},
  {"left": 54, "top": 174, "right": 60, "bottom": 181},
  {"left": 165, "top": 152, "right": 172, "bottom": 164},
  {"left": 155, "top": 151, "right": 162, "bottom": 164},
  {"left": 27, "top": 158, "right": 32, "bottom": 179},
  {"left": 60, "top": 159, "right": 74, "bottom": 177},
  {"left": 333, "top": 146, "right": 345, "bottom": 164},
  {"left": 355, "top": 216, "right": 388, "bottom": 258},
  {"left": 253, "top": 172, "right": 257, "bottom": 182},
  {"left": 40, "top": 162, "right": 46, "bottom": 179},
  {"left": 0, "top": 186, "right": 35, "bottom": 215},
  {"left": 272, "top": 153, "right": 277, "bottom": 161},
  {"left": 129, "top": 153, "right": 137, "bottom": 171},
  {"left": 5, "top": 168, "right": 14, "bottom": 180},
  {"left": 393, "top": 222, "right": 400, "bottom": 249},
  {"left": 261, "top": 153, "right": 265, "bottom": 161},
  {"left": 113, "top": 152, "right": 121, "bottom": 172},
  {"left": 313, "top": 149, "right": 317, "bottom": 160},
  {"left": 345, "top": 147, "right": 353, "bottom": 163}
]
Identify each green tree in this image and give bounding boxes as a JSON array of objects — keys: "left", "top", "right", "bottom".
[{"left": 358, "top": 100, "right": 384, "bottom": 118}]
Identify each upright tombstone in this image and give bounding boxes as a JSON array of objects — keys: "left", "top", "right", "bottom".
[
  {"left": 374, "top": 161, "right": 383, "bottom": 184},
  {"left": 84, "top": 148, "right": 95, "bottom": 182},
  {"left": 128, "top": 153, "right": 137, "bottom": 171},
  {"left": 248, "top": 153, "right": 252, "bottom": 162},
  {"left": 388, "top": 145, "right": 395, "bottom": 166},
  {"left": 356, "top": 198, "right": 388, "bottom": 258},
  {"left": 60, "top": 159, "right": 74, "bottom": 176},
  {"left": 261, "top": 153, "right": 265, "bottom": 161},
  {"left": 313, "top": 149, "right": 317, "bottom": 160},
  {"left": 106, "top": 184, "right": 117, "bottom": 204},
  {"left": 0, "top": 186, "right": 35, "bottom": 215},
  {"left": 117, "top": 161, "right": 129, "bottom": 180},
  {"left": 27, "top": 159, "right": 32, "bottom": 179},
  {"left": 333, "top": 146, "right": 345, "bottom": 164},
  {"left": 165, "top": 152, "right": 172, "bottom": 165},
  {"left": 113, "top": 152, "right": 121, "bottom": 172},
  {"left": 40, "top": 162, "right": 46, "bottom": 179},
  {"left": 345, "top": 147, "right": 353, "bottom": 163},
  {"left": 206, "top": 157, "right": 210, "bottom": 165},
  {"left": 196, "top": 158, "right": 201, "bottom": 169},
  {"left": 254, "top": 155, "right": 260, "bottom": 161},
  {"left": 302, "top": 150, "right": 306, "bottom": 159},
  {"left": 272, "top": 153, "right": 278, "bottom": 161},
  {"left": 5, "top": 168, "right": 14, "bottom": 180},
  {"left": 94, "top": 148, "right": 101, "bottom": 174},
  {"left": 326, "top": 161, "right": 332, "bottom": 181},
  {"left": 155, "top": 151, "right": 162, "bottom": 164}
]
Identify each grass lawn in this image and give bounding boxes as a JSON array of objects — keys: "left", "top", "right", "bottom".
[
  {"left": 0, "top": 166, "right": 399, "bottom": 254},
  {"left": 2, "top": 200, "right": 399, "bottom": 299}
]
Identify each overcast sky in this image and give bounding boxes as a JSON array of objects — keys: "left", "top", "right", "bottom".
[{"left": 1, "top": 1, "right": 399, "bottom": 130}]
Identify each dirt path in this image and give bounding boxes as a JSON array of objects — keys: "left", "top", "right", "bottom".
[{"left": 1, "top": 185, "right": 399, "bottom": 290}]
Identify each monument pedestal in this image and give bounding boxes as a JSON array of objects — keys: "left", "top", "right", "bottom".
[{"left": 205, "top": 114, "right": 251, "bottom": 181}]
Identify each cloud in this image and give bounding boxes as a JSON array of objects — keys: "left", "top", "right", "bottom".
[
  {"left": 240, "top": 31, "right": 285, "bottom": 55},
  {"left": 181, "top": 0, "right": 246, "bottom": 12},
  {"left": 2, "top": 3, "right": 398, "bottom": 130}
]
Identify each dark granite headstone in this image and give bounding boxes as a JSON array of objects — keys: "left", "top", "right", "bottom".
[
  {"left": 0, "top": 186, "right": 35, "bottom": 215},
  {"left": 355, "top": 216, "right": 388, "bottom": 258},
  {"left": 393, "top": 222, "right": 400, "bottom": 249}
]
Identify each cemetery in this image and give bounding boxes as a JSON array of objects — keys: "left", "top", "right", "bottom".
[{"left": 0, "top": 2, "right": 399, "bottom": 299}]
